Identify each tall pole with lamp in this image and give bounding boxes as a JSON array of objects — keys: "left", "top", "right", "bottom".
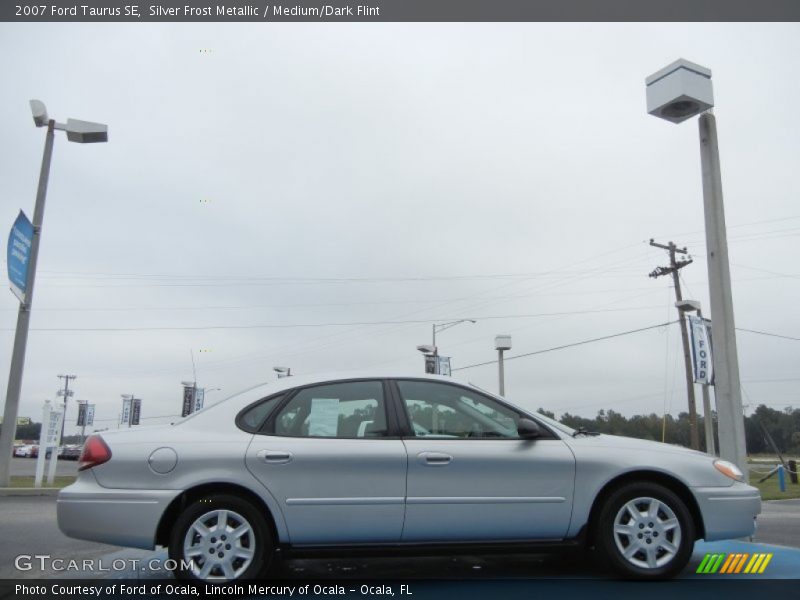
[
  {"left": 0, "top": 101, "right": 107, "bottom": 487},
  {"left": 646, "top": 59, "right": 747, "bottom": 476}
]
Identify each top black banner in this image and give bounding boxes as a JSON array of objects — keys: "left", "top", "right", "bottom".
[{"left": 2, "top": 0, "right": 800, "bottom": 23}]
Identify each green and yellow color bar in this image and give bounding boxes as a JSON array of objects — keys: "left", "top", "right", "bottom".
[{"left": 696, "top": 552, "right": 773, "bottom": 574}]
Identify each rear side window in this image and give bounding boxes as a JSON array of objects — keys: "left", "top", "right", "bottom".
[
  {"left": 273, "top": 381, "right": 388, "bottom": 438},
  {"left": 237, "top": 394, "right": 284, "bottom": 433}
]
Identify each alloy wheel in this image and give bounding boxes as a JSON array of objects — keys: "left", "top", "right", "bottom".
[
  {"left": 612, "top": 496, "right": 682, "bottom": 570},
  {"left": 182, "top": 509, "right": 256, "bottom": 580}
]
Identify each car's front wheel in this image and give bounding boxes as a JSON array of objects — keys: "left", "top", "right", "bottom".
[
  {"left": 169, "top": 494, "right": 272, "bottom": 581},
  {"left": 594, "top": 481, "right": 695, "bottom": 579}
]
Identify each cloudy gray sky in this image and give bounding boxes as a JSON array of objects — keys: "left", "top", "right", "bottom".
[{"left": 0, "top": 23, "right": 798, "bottom": 436}]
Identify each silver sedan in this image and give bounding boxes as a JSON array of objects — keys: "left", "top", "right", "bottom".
[{"left": 57, "top": 373, "right": 760, "bottom": 581}]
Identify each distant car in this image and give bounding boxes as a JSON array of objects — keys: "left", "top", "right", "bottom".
[
  {"left": 28, "top": 445, "right": 53, "bottom": 459},
  {"left": 59, "top": 445, "right": 82, "bottom": 460},
  {"left": 13, "top": 445, "right": 33, "bottom": 457},
  {"left": 58, "top": 373, "right": 761, "bottom": 582}
]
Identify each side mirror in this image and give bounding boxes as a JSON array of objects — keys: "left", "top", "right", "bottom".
[{"left": 517, "top": 418, "right": 542, "bottom": 439}]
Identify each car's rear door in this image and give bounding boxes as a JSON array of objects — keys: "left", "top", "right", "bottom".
[
  {"left": 393, "top": 379, "right": 576, "bottom": 542},
  {"left": 245, "top": 379, "right": 407, "bottom": 545}
]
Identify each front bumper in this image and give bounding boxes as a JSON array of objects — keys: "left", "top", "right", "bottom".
[
  {"left": 57, "top": 473, "right": 181, "bottom": 550},
  {"left": 692, "top": 481, "right": 761, "bottom": 541}
]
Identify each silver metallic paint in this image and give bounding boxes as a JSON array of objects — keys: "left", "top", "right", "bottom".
[{"left": 57, "top": 372, "right": 761, "bottom": 556}]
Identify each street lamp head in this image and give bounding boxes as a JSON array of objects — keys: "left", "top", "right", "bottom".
[
  {"left": 645, "top": 59, "right": 714, "bottom": 124},
  {"left": 495, "top": 335, "right": 512, "bottom": 351},
  {"left": 30, "top": 100, "right": 49, "bottom": 127},
  {"left": 675, "top": 299, "right": 702, "bottom": 313},
  {"left": 65, "top": 118, "right": 108, "bottom": 143},
  {"left": 416, "top": 344, "right": 436, "bottom": 355}
]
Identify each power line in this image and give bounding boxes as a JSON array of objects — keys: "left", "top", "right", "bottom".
[
  {"left": 736, "top": 328, "right": 800, "bottom": 342},
  {"left": 452, "top": 321, "right": 677, "bottom": 371},
  {"left": 0, "top": 306, "right": 664, "bottom": 333}
]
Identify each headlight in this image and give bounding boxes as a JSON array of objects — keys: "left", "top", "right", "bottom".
[{"left": 714, "top": 459, "right": 744, "bottom": 482}]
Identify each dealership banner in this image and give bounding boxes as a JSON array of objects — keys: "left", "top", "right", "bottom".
[
  {"left": 7, "top": 210, "right": 33, "bottom": 304},
  {"left": 193, "top": 388, "right": 205, "bottom": 412},
  {"left": 131, "top": 398, "right": 142, "bottom": 425},
  {"left": 41, "top": 404, "right": 63, "bottom": 448},
  {"left": 688, "top": 315, "right": 714, "bottom": 385},
  {"left": 86, "top": 403, "right": 95, "bottom": 426},
  {"left": 182, "top": 385, "right": 194, "bottom": 417},
  {"left": 76, "top": 401, "right": 87, "bottom": 426},
  {"left": 120, "top": 397, "right": 132, "bottom": 426}
]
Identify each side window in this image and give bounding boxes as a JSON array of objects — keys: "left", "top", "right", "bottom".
[
  {"left": 273, "top": 381, "right": 388, "bottom": 438},
  {"left": 397, "top": 380, "right": 520, "bottom": 439},
  {"left": 238, "top": 394, "right": 284, "bottom": 433}
]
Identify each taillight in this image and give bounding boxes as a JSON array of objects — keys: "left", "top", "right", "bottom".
[{"left": 78, "top": 435, "right": 112, "bottom": 471}]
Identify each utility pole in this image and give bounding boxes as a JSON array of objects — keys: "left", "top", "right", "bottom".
[
  {"left": 56, "top": 374, "right": 76, "bottom": 443},
  {"left": 649, "top": 240, "right": 700, "bottom": 450}
]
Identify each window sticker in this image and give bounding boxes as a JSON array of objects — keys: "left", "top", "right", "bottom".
[{"left": 309, "top": 398, "right": 340, "bottom": 437}]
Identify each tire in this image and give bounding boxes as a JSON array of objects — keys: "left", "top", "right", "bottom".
[
  {"left": 593, "top": 481, "right": 695, "bottom": 579},
  {"left": 169, "top": 493, "right": 272, "bottom": 581}
]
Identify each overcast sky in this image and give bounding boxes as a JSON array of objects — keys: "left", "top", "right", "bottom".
[{"left": 0, "top": 22, "right": 798, "bottom": 436}]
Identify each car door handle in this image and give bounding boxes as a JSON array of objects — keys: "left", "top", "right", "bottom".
[
  {"left": 258, "top": 450, "right": 293, "bottom": 464},
  {"left": 418, "top": 452, "right": 453, "bottom": 466}
]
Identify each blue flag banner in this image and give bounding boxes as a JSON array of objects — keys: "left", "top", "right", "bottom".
[{"left": 7, "top": 210, "right": 33, "bottom": 304}]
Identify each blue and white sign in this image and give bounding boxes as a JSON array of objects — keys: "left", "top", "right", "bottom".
[
  {"left": 688, "top": 315, "right": 714, "bottom": 385},
  {"left": 7, "top": 211, "right": 34, "bottom": 304}
]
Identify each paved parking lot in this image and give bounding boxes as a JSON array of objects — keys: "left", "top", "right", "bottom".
[
  {"left": 9, "top": 456, "right": 80, "bottom": 477},
  {"left": 1, "top": 495, "right": 798, "bottom": 580}
]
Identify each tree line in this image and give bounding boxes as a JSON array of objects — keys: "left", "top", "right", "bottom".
[{"left": 536, "top": 404, "right": 800, "bottom": 455}]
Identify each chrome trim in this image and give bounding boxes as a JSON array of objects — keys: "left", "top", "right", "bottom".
[
  {"left": 285, "top": 497, "right": 405, "bottom": 506},
  {"left": 406, "top": 496, "right": 566, "bottom": 504}
]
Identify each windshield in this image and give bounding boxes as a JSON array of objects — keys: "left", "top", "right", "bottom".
[{"left": 532, "top": 411, "right": 577, "bottom": 436}]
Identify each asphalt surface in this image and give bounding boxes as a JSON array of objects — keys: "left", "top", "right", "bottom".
[
  {"left": 753, "top": 498, "right": 800, "bottom": 547},
  {"left": 9, "top": 456, "right": 80, "bottom": 477},
  {"left": 1, "top": 496, "right": 798, "bottom": 580},
  {"left": 0, "top": 495, "right": 119, "bottom": 579}
]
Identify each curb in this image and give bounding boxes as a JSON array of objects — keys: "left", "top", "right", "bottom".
[{"left": 0, "top": 487, "right": 60, "bottom": 496}]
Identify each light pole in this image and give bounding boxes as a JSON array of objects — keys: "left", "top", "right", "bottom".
[
  {"left": 676, "top": 299, "right": 716, "bottom": 455},
  {"left": 494, "top": 335, "right": 512, "bottom": 396},
  {"left": 432, "top": 319, "right": 476, "bottom": 352},
  {"left": 273, "top": 367, "right": 291, "bottom": 378},
  {"left": 422, "top": 319, "right": 476, "bottom": 374},
  {"left": 56, "top": 374, "right": 76, "bottom": 443},
  {"left": 646, "top": 59, "right": 747, "bottom": 476},
  {"left": 0, "top": 101, "right": 107, "bottom": 486}
]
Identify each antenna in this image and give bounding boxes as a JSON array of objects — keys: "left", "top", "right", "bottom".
[{"left": 190, "top": 349, "right": 197, "bottom": 384}]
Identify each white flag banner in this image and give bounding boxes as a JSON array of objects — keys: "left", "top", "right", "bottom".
[
  {"left": 688, "top": 315, "right": 714, "bottom": 385},
  {"left": 121, "top": 397, "right": 132, "bottom": 426}
]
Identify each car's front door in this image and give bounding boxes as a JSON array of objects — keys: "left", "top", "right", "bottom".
[
  {"left": 394, "top": 379, "right": 576, "bottom": 542},
  {"left": 245, "top": 379, "right": 407, "bottom": 545}
]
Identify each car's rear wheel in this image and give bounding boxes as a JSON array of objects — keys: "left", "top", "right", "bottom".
[
  {"left": 169, "top": 494, "right": 271, "bottom": 581},
  {"left": 594, "top": 481, "right": 695, "bottom": 579}
]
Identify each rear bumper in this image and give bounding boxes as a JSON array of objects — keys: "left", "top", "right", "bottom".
[
  {"left": 57, "top": 474, "right": 181, "bottom": 550},
  {"left": 692, "top": 482, "right": 761, "bottom": 541}
]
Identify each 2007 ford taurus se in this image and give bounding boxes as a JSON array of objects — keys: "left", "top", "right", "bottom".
[{"left": 58, "top": 373, "right": 761, "bottom": 581}]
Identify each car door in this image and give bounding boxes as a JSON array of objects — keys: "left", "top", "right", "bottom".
[
  {"left": 245, "top": 379, "right": 407, "bottom": 545},
  {"left": 394, "top": 379, "right": 576, "bottom": 542}
]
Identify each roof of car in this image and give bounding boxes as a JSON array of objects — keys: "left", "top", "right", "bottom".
[{"left": 227, "top": 370, "right": 473, "bottom": 399}]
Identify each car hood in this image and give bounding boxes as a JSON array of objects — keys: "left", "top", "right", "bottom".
[{"left": 564, "top": 432, "right": 708, "bottom": 458}]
